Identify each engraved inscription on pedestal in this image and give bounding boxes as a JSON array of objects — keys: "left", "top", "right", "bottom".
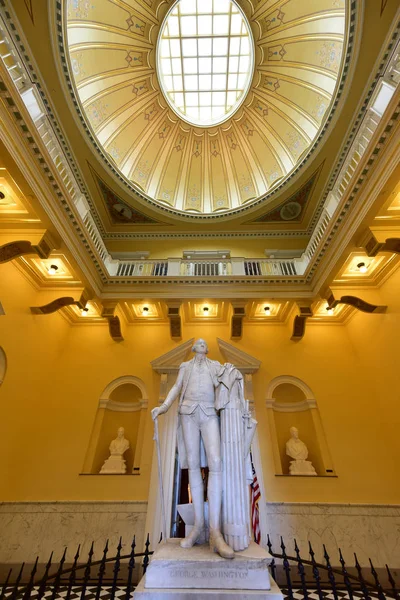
[{"left": 144, "top": 539, "right": 272, "bottom": 591}]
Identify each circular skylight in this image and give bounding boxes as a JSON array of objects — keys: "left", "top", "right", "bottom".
[{"left": 157, "top": 0, "right": 254, "bottom": 127}]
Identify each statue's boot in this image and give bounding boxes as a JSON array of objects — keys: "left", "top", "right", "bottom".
[
  {"left": 180, "top": 468, "right": 205, "bottom": 549},
  {"left": 208, "top": 471, "right": 234, "bottom": 559}
]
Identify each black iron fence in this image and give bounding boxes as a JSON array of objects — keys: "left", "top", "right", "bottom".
[{"left": 0, "top": 534, "right": 398, "bottom": 600}]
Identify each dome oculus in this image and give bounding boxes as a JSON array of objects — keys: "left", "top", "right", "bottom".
[{"left": 157, "top": 0, "right": 254, "bottom": 127}]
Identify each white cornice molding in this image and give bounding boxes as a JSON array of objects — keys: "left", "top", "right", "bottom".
[
  {"left": 99, "top": 399, "right": 145, "bottom": 412},
  {"left": 266, "top": 399, "right": 317, "bottom": 413},
  {"left": 99, "top": 375, "right": 149, "bottom": 402},
  {"left": 266, "top": 375, "right": 316, "bottom": 402},
  {"left": 151, "top": 338, "right": 195, "bottom": 374}
]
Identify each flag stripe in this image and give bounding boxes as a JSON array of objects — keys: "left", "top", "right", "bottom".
[{"left": 250, "top": 453, "right": 261, "bottom": 544}]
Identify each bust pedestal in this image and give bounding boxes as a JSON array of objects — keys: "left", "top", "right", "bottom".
[
  {"left": 134, "top": 539, "right": 283, "bottom": 599},
  {"left": 99, "top": 455, "right": 127, "bottom": 474},
  {"left": 289, "top": 459, "right": 317, "bottom": 476}
]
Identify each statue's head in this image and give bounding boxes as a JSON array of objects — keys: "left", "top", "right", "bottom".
[
  {"left": 290, "top": 426, "right": 299, "bottom": 439},
  {"left": 117, "top": 427, "right": 125, "bottom": 438},
  {"left": 192, "top": 338, "right": 208, "bottom": 355}
]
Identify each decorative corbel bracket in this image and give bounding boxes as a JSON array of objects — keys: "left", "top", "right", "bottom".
[
  {"left": 0, "top": 231, "right": 58, "bottom": 264},
  {"left": 326, "top": 289, "right": 387, "bottom": 314},
  {"left": 101, "top": 302, "right": 124, "bottom": 342},
  {"left": 291, "top": 302, "right": 313, "bottom": 342},
  {"left": 359, "top": 229, "right": 400, "bottom": 257},
  {"left": 166, "top": 301, "right": 182, "bottom": 339},
  {"left": 231, "top": 302, "right": 246, "bottom": 339},
  {"left": 31, "top": 289, "right": 91, "bottom": 315}
]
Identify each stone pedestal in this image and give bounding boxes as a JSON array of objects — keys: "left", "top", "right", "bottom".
[
  {"left": 99, "top": 455, "right": 126, "bottom": 474},
  {"left": 289, "top": 459, "right": 317, "bottom": 476},
  {"left": 133, "top": 539, "right": 283, "bottom": 599}
]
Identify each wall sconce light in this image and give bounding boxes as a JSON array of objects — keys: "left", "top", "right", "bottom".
[
  {"left": 357, "top": 262, "right": 368, "bottom": 274},
  {"left": 142, "top": 306, "right": 149, "bottom": 315},
  {"left": 264, "top": 306, "right": 271, "bottom": 316},
  {"left": 81, "top": 307, "right": 89, "bottom": 316},
  {"left": 326, "top": 306, "right": 334, "bottom": 316},
  {"left": 203, "top": 306, "right": 209, "bottom": 313},
  {"left": 47, "top": 264, "right": 58, "bottom": 275},
  {"left": 0, "top": 191, "right": 5, "bottom": 200}
]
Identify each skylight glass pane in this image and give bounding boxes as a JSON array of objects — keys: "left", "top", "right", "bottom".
[
  {"left": 230, "top": 14, "right": 242, "bottom": 35},
  {"left": 160, "top": 40, "right": 170, "bottom": 58},
  {"left": 198, "top": 38, "right": 212, "bottom": 56},
  {"left": 171, "top": 58, "right": 182, "bottom": 74},
  {"left": 198, "top": 15, "right": 212, "bottom": 36},
  {"left": 199, "top": 74, "right": 212, "bottom": 90},
  {"left": 229, "top": 37, "right": 240, "bottom": 55},
  {"left": 168, "top": 17, "right": 180, "bottom": 37},
  {"left": 183, "top": 57, "right": 198, "bottom": 73},
  {"left": 199, "top": 92, "right": 211, "bottom": 106},
  {"left": 200, "top": 107, "right": 212, "bottom": 120},
  {"left": 161, "top": 59, "right": 172, "bottom": 75},
  {"left": 185, "top": 75, "right": 198, "bottom": 90},
  {"left": 186, "top": 92, "right": 198, "bottom": 106},
  {"left": 241, "top": 37, "right": 250, "bottom": 55},
  {"left": 182, "top": 38, "right": 197, "bottom": 56},
  {"left": 173, "top": 75, "right": 183, "bottom": 89},
  {"left": 213, "top": 15, "right": 229, "bottom": 35},
  {"left": 212, "top": 73, "right": 225, "bottom": 89},
  {"left": 158, "top": 0, "right": 254, "bottom": 127},
  {"left": 213, "top": 0, "right": 230, "bottom": 13},
  {"left": 199, "top": 57, "right": 212, "bottom": 73},
  {"left": 170, "top": 39, "right": 181, "bottom": 57},
  {"left": 180, "top": 0, "right": 196, "bottom": 14},
  {"left": 213, "top": 57, "right": 227, "bottom": 73},
  {"left": 213, "top": 37, "right": 228, "bottom": 56},
  {"left": 229, "top": 56, "right": 239, "bottom": 72},
  {"left": 239, "top": 56, "right": 249, "bottom": 72},
  {"left": 227, "top": 91, "right": 236, "bottom": 105},
  {"left": 198, "top": 0, "right": 212, "bottom": 13},
  {"left": 181, "top": 16, "right": 197, "bottom": 36}
]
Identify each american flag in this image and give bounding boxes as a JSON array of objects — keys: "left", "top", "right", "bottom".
[{"left": 250, "top": 454, "right": 261, "bottom": 544}]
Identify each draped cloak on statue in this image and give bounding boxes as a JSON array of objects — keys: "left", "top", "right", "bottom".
[{"left": 176, "top": 361, "right": 257, "bottom": 552}]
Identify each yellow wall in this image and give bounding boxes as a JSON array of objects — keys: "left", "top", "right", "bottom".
[{"left": 0, "top": 261, "right": 399, "bottom": 505}]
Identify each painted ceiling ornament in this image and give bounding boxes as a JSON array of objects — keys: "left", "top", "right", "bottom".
[
  {"left": 63, "top": 0, "right": 351, "bottom": 216},
  {"left": 249, "top": 163, "right": 324, "bottom": 224}
]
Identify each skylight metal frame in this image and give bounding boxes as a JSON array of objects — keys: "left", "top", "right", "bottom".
[{"left": 156, "top": 0, "right": 255, "bottom": 128}]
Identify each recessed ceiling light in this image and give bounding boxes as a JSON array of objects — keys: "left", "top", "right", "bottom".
[
  {"left": 47, "top": 264, "right": 58, "bottom": 275},
  {"left": 357, "top": 262, "right": 368, "bottom": 273}
]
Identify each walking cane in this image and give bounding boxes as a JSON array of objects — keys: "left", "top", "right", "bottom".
[{"left": 153, "top": 416, "right": 167, "bottom": 543}]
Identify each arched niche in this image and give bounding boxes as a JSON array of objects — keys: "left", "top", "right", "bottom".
[
  {"left": 266, "top": 376, "right": 335, "bottom": 476},
  {"left": 82, "top": 376, "right": 148, "bottom": 475},
  {"left": 0, "top": 347, "right": 6, "bottom": 386}
]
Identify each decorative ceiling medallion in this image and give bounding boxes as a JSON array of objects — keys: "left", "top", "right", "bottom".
[
  {"left": 89, "top": 166, "right": 166, "bottom": 225},
  {"left": 63, "top": 0, "right": 350, "bottom": 217},
  {"left": 249, "top": 163, "right": 323, "bottom": 224}
]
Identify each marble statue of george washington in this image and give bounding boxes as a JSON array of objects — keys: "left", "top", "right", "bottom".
[{"left": 152, "top": 338, "right": 257, "bottom": 560}]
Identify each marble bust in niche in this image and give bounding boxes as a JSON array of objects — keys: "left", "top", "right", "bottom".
[
  {"left": 286, "top": 426, "right": 317, "bottom": 476},
  {"left": 100, "top": 427, "right": 130, "bottom": 474}
]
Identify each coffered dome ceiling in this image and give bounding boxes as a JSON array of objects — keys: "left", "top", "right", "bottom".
[{"left": 64, "top": 0, "right": 349, "bottom": 218}]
